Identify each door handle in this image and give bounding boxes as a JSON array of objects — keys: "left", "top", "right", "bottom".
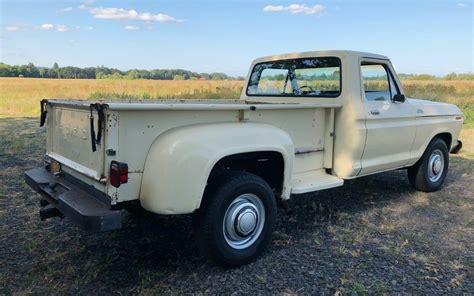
[{"left": 370, "top": 110, "right": 380, "bottom": 115}]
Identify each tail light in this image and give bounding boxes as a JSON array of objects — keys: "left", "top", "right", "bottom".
[{"left": 110, "top": 161, "right": 128, "bottom": 188}]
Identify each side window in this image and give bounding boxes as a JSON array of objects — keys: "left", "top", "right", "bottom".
[{"left": 361, "top": 63, "right": 399, "bottom": 101}]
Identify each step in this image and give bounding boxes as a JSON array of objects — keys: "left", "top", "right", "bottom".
[{"left": 291, "top": 169, "right": 344, "bottom": 194}]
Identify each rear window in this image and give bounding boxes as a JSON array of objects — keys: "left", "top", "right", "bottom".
[{"left": 246, "top": 57, "right": 341, "bottom": 97}]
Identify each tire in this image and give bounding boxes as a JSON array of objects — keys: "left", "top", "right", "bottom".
[
  {"left": 195, "top": 171, "right": 277, "bottom": 267},
  {"left": 407, "top": 137, "right": 449, "bottom": 192}
]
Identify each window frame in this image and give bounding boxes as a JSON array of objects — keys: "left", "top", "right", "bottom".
[
  {"left": 387, "top": 68, "right": 401, "bottom": 99},
  {"left": 360, "top": 61, "right": 402, "bottom": 102},
  {"left": 245, "top": 56, "right": 342, "bottom": 98}
]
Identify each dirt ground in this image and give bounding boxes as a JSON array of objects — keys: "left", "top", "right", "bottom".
[{"left": 1, "top": 118, "right": 473, "bottom": 295}]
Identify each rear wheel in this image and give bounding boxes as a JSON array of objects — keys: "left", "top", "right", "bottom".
[
  {"left": 195, "top": 171, "right": 276, "bottom": 267},
  {"left": 408, "top": 138, "right": 449, "bottom": 192}
]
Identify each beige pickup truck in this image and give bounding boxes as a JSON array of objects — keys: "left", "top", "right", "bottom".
[{"left": 25, "top": 50, "right": 463, "bottom": 266}]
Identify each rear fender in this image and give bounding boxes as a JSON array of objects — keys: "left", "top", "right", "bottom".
[{"left": 139, "top": 122, "right": 294, "bottom": 214}]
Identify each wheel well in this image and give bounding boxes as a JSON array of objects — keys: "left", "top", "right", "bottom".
[
  {"left": 434, "top": 133, "right": 452, "bottom": 150},
  {"left": 207, "top": 151, "right": 285, "bottom": 196}
]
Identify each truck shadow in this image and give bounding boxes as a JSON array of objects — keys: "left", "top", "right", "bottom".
[
  {"left": 72, "top": 171, "right": 406, "bottom": 281},
  {"left": 72, "top": 156, "right": 472, "bottom": 290}
]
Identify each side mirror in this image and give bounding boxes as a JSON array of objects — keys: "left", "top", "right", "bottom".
[{"left": 393, "top": 94, "right": 405, "bottom": 103}]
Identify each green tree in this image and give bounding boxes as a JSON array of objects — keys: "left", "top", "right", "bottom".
[
  {"left": 39, "top": 68, "right": 46, "bottom": 77},
  {"left": 125, "top": 70, "right": 140, "bottom": 80},
  {"left": 53, "top": 62, "right": 59, "bottom": 78},
  {"left": 210, "top": 72, "right": 228, "bottom": 80},
  {"left": 26, "top": 63, "right": 40, "bottom": 77},
  {"left": 444, "top": 72, "right": 457, "bottom": 80},
  {"left": 0, "top": 63, "right": 12, "bottom": 77}
]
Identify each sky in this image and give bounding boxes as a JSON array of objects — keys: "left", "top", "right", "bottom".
[{"left": 0, "top": 0, "right": 473, "bottom": 76}]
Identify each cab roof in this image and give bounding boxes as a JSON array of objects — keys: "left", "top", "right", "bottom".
[{"left": 253, "top": 50, "right": 389, "bottom": 64}]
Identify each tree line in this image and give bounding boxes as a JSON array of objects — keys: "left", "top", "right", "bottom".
[
  {"left": 0, "top": 62, "right": 245, "bottom": 80},
  {"left": 262, "top": 71, "right": 340, "bottom": 81},
  {"left": 0, "top": 62, "right": 472, "bottom": 81},
  {"left": 397, "top": 73, "right": 474, "bottom": 80}
]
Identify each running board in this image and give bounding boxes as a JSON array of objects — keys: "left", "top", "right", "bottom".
[{"left": 291, "top": 170, "right": 344, "bottom": 194}]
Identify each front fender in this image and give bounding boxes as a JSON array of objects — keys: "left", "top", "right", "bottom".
[
  {"left": 409, "top": 116, "right": 462, "bottom": 165},
  {"left": 139, "top": 122, "right": 294, "bottom": 214}
]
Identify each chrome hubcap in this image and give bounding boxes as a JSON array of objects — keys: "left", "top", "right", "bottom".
[
  {"left": 428, "top": 149, "right": 444, "bottom": 182},
  {"left": 236, "top": 209, "right": 257, "bottom": 236},
  {"left": 223, "top": 193, "right": 265, "bottom": 249}
]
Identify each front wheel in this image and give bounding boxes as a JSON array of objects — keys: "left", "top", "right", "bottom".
[
  {"left": 195, "top": 171, "right": 277, "bottom": 267},
  {"left": 408, "top": 137, "right": 449, "bottom": 192}
]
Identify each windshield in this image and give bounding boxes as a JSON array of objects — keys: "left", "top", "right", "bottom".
[{"left": 246, "top": 57, "right": 341, "bottom": 97}]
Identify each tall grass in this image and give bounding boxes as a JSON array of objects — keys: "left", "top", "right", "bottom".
[
  {"left": 0, "top": 78, "right": 472, "bottom": 125},
  {"left": 402, "top": 80, "right": 473, "bottom": 127},
  {"left": 0, "top": 78, "right": 243, "bottom": 116}
]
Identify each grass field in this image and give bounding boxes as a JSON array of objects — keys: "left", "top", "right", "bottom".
[
  {"left": 0, "top": 78, "right": 243, "bottom": 117},
  {"left": 0, "top": 77, "right": 473, "bottom": 294},
  {"left": 0, "top": 78, "right": 473, "bottom": 126},
  {"left": 1, "top": 118, "right": 472, "bottom": 294}
]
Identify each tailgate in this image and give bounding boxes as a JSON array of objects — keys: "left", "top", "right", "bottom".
[{"left": 45, "top": 102, "right": 106, "bottom": 181}]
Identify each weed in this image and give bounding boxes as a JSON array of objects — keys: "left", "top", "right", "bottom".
[{"left": 350, "top": 282, "right": 367, "bottom": 296}]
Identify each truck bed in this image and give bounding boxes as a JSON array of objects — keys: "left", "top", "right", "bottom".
[{"left": 43, "top": 99, "right": 342, "bottom": 206}]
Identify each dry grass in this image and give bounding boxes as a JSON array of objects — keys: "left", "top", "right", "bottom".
[
  {"left": 0, "top": 78, "right": 472, "bottom": 125},
  {"left": 1, "top": 118, "right": 473, "bottom": 294},
  {"left": 402, "top": 80, "right": 473, "bottom": 101},
  {"left": 0, "top": 78, "right": 244, "bottom": 116}
]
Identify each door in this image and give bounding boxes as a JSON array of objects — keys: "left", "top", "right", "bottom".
[{"left": 359, "top": 60, "right": 416, "bottom": 175}]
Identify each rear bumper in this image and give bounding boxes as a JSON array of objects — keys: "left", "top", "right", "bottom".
[
  {"left": 451, "top": 140, "right": 463, "bottom": 154},
  {"left": 25, "top": 167, "right": 122, "bottom": 232}
]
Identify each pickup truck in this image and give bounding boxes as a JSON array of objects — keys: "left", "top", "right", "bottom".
[{"left": 25, "top": 50, "right": 463, "bottom": 266}]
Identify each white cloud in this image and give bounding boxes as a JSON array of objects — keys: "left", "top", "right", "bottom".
[
  {"left": 263, "top": 4, "right": 325, "bottom": 15},
  {"left": 40, "top": 24, "right": 55, "bottom": 30},
  {"left": 124, "top": 25, "right": 139, "bottom": 31},
  {"left": 56, "top": 25, "right": 70, "bottom": 32},
  {"left": 39, "top": 23, "right": 70, "bottom": 32},
  {"left": 457, "top": 2, "right": 466, "bottom": 7},
  {"left": 62, "top": 6, "right": 73, "bottom": 12},
  {"left": 90, "top": 7, "right": 183, "bottom": 23},
  {"left": 5, "top": 23, "right": 89, "bottom": 33},
  {"left": 6, "top": 26, "right": 20, "bottom": 31},
  {"left": 263, "top": 5, "right": 284, "bottom": 12},
  {"left": 78, "top": 4, "right": 88, "bottom": 9}
]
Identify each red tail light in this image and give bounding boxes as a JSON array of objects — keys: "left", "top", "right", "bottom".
[{"left": 110, "top": 161, "right": 128, "bottom": 188}]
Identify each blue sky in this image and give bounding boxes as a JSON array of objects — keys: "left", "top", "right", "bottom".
[{"left": 1, "top": 0, "right": 472, "bottom": 76}]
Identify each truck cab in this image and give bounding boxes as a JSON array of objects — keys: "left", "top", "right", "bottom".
[
  {"left": 241, "top": 51, "right": 462, "bottom": 178},
  {"left": 25, "top": 50, "right": 463, "bottom": 267}
]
